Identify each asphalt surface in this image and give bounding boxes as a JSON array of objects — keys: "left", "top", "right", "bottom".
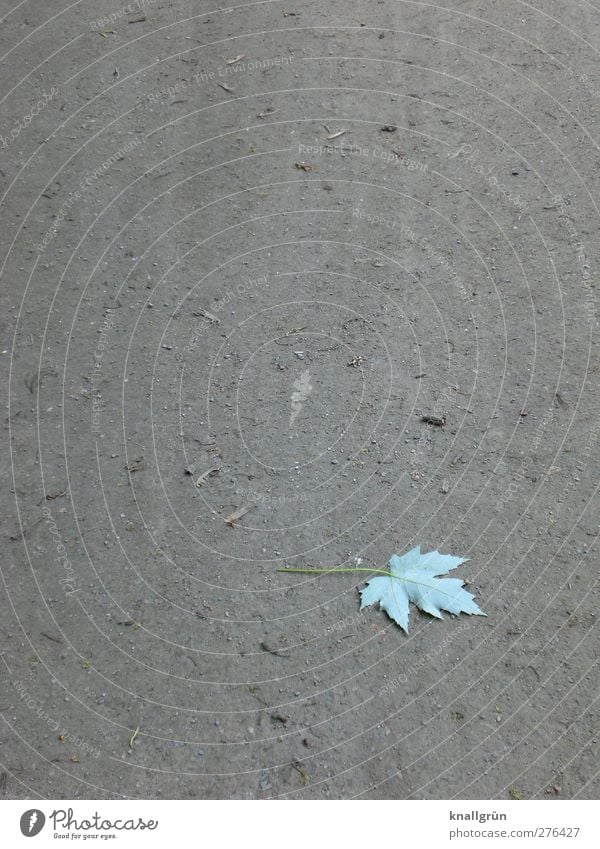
[{"left": 1, "top": 0, "right": 599, "bottom": 799}]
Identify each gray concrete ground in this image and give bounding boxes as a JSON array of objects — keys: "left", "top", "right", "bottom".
[{"left": 1, "top": 0, "right": 599, "bottom": 799}]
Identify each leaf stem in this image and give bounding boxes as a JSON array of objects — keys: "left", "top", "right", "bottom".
[
  {"left": 277, "top": 566, "right": 470, "bottom": 600},
  {"left": 277, "top": 567, "right": 391, "bottom": 576}
]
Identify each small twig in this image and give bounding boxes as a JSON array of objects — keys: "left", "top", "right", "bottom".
[
  {"left": 224, "top": 504, "right": 254, "bottom": 527},
  {"left": 260, "top": 641, "right": 290, "bottom": 658},
  {"left": 45, "top": 489, "right": 67, "bottom": 500},
  {"left": 129, "top": 726, "right": 140, "bottom": 749},
  {"left": 274, "top": 327, "right": 308, "bottom": 346},
  {"left": 194, "top": 468, "right": 219, "bottom": 488},
  {"left": 292, "top": 760, "right": 310, "bottom": 785},
  {"left": 193, "top": 308, "right": 220, "bottom": 324},
  {"left": 41, "top": 632, "right": 63, "bottom": 644},
  {"left": 421, "top": 414, "right": 446, "bottom": 429}
]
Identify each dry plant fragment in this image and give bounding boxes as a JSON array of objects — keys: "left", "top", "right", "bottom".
[
  {"left": 421, "top": 414, "right": 446, "bottom": 428},
  {"left": 195, "top": 468, "right": 220, "bottom": 488},
  {"left": 224, "top": 504, "right": 254, "bottom": 527},
  {"left": 129, "top": 726, "right": 140, "bottom": 749}
]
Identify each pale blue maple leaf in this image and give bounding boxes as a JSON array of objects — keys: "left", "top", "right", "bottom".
[{"left": 359, "top": 546, "right": 485, "bottom": 633}]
